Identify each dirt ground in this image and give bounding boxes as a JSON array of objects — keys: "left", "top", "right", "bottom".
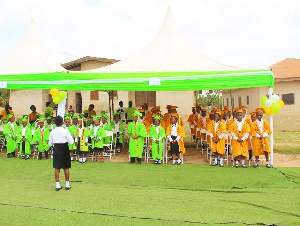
[{"left": 1, "top": 147, "right": 299, "bottom": 167}]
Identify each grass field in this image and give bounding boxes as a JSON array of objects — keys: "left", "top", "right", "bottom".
[
  {"left": 274, "top": 132, "right": 300, "bottom": 155},
  {"left": 0, "top": 158, "right": 299, "bottom": 225}
]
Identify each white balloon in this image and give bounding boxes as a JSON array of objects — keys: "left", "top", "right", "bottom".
[
  {"left": 270, "top": 94, "right": 280, "bottom": 103},
  {"left": 265, "top": 99, "right": 272, "bottom": 107}
]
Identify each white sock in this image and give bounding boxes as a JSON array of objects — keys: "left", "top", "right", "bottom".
[
  {"left": 214, "top": 158, "right": 218, "bottom": 164},
  {"left": 66, "top": 181, "right": 70, "bottom": 187},
  {"left": 71, "top": 157, "right": 74, "bottom": 160},
  {"left": 266, "top": 162, "right": 270, "bottom": 165},
  {"left": 56, "top": 182, "right": 61, "bottom": 188},
  {"left": 235, "top": 160, "right": 239, "bottom": 165},
  {"left": 220, "top": 158, "right": 223, "bottom": 165},
  {"left": 173, "top": 160, "right": 176, "bottom": 164},
  {"left": 178, "top": 159, "right": 181, "bottom": 163},
  {"left": 241, "top": 159, "right": 245, "bottom": 165}
]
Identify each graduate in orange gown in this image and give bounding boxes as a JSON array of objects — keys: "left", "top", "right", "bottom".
[
  {"left": 166, "top": 113, "right": 185, "bottom": 165},
  {"left": 251, "top": 108, "right": 272, "bottom": 168},
  {"left": 230, "top": 110, "right": 251, "bottom": 168},
  {"left": 187, "top": 107, "right": 197, "bottom": 140},
  {"left": 208, "top": 111, "right": 227, "bottom": 167}
]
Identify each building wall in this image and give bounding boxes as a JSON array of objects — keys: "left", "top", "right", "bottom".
[
  {"left": 81, "top": 61, "right": 111, "bottom": 71},
  {"left": 221, "top": 80, "right": 300, "bottom": 131}
]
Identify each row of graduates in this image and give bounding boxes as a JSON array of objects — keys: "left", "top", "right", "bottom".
[
  {"left": 188, "top": 105, "right": 272, "bottom": 168},
  {"left": 3, "top": 112, "right": 125, "bottom": 162},
  {"left": 128, "top": 110, "right": 185, "bottom": 165}
]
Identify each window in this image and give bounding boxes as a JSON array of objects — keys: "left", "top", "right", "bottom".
[
  {"left": 226, "top": 98, "right": 229, "bottom": 106},
  {"left": 198, "top": 90, "right": 203, "bottom": 94},
  {"left": 282, "top": 93, "right": 294, "bottom": 105},
  {"left": 90, "top": 91, "right": 99, "bottom": 100},
  {"left": 238, "top": 97, "right": 242, "bottom": 108},
  {"left": 209, "top": 90, "right": 213, "bottom": 94},
  {"left": 246, "top": 96, "right": 250, "bottom": 105}
]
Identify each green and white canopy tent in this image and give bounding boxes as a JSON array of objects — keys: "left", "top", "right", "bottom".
[{"left": 0, "top": 9, "right": 275, "bottom": 165}]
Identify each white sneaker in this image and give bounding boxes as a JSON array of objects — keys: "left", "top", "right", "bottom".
[
  {"left": 103, "top": 152, "right": 108, "bottom": 156},
  {"left": 177, "top": 159, "right": 182, "bottom": 165},
  {"left": 172, "top": 160, "right": 176, "bottom": 165}
]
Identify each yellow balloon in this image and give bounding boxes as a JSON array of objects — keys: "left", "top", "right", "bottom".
[
  {"left": 264, "top": 107, "right": 272, "bottom": 115},
  {"left": 50, "top": 88, "right": 59, "bottom": 97},
  {"left": 278, "top": 100, "right": 284, "bottom": 108}
]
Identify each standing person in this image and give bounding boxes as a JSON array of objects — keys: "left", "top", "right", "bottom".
[
  {"left": 0, "top": 103, "right": 14, "bottom": 120},
  {"left": 208, "top": 111, "right": 227, "bottom": 167},
  {"left": 45, "top": 102, "right": 53, "bottom": 118},
  {"left": 33, "top": 117, "right": 51, "bottom": 160},
  {"left": 28, "top": 105, "right": 39, "bottom": 125},
  {"left": 48, "top": 116, "right": 74, "bottom": 191},
  {"left": 3, "top": 114, "right": 18, "bottom": 158},
  {"left": 251, "top": 108, "right": 272, "bottom": 168},
  {"left": 91, "top": 116, "right": 106, "bottom": 162},
  {"left": 125, "top": 101, "right": 137, "bottom": 124},
  {"left": 68, "top": 105, "right": 75, "bottom": 115},
  {"left": 149, "top": 115, "right": 166, "bottom": 164},
  {"left": 111, "top": 112, "right": 124, "bottom": 153},
  {"left": 74, "top": 119, "right": 90, "bottom": 163},
  {"left": 187, "top": 107, "right": 197, "bottom": 140},
  {"left": 166, "top": 113, "right": 186, "bottom": 165},
  {"left": 117, "top": 101, "right": 126, "bottom": 122},
  {"left": 128, "top": 110, "right": 147, "bottom": 164},
  {"left": 18, "top": 118, "right": 32, "bottom": 160},
  {"left": 101, "top": 114, "right": 112, "bottom": 156},
  {"left": 230, "top": 110, "right": 251, "bottom": 168},
  {"left": 88, "top": 104, "right": 96, "bottom": 116}
]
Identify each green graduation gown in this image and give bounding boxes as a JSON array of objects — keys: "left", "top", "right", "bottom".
[
  {"left": 17, "top": 126, "right": 33, "bottom": 155},
  {"left": 33, "top": 127, "right": 50, "bottom": 152},
  {"left": 149, "top": 125, "right": 166, "bottom": 160},
  {"left": 128, "top": 121, "right": 147, "bottom": 158},
  {"left": 3, "top": 122, "right": 18, "bottom": 154}
]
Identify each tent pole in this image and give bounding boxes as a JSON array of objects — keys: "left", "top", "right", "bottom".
[
  {"left": 108, "top": 91, "right": 112, "bottom": 123},
  {"left": 111, "top": 90, "right": 115, "bottom": 114},
  {"left": 268, "top": 87, "right": 274, "bottom": 166}
]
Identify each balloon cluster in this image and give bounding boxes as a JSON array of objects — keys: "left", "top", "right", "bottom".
[
  {"left": 260, "top": 94, "right": 284, "bottom": 115},
  {"left": 50, "top": 88, "right": 67, "bottom": 105}
]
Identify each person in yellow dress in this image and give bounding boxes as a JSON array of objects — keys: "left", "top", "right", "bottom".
[
  {"left": 166, "top": 113, "right": 185, "bottom": 165},
  {"left": 208, "top": 111, "right": 227, "bottom": 167},
  {"left": 251, "top": 108, "right": 272, "bottom": 168},
  {"left": 230, "top": 110, "right": 251, "bottom": 168}
]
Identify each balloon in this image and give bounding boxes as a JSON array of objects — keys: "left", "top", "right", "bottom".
[
  {"left": 278, "top": 100, "right": 284, "bottom": 108},
  {"left": 1, "top": 100, "right": 4, "bottom": 104},
  {"left": 53, "top": 96, "right": 61, "bottom": 105},
  {"left": 50, "top": 88, "right": 59, "bottom": 97},
  {"left": 270, "top": 94, "right": 280, "bottom": 103},
  {"left": 264, "top": 107, "right": 272, "bottom": 115},
  {"left": 264, "top": 99, "right": 272, "bottom": 108},
  {"left": 260, "top": 96, "right": 268, "bottom": 105},
  {"left": 271, "top": 103, "right": 281, "bottom": 114},
  {"left": 58, "top": 91, "right": 67, "bottom": 99}
]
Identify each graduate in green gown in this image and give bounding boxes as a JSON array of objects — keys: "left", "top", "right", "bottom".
[
  {"left": 111, "top": 112, "right": 124, "bottom": 153},
  {"left": 101, "top": 114, "right": 112, "bottom": 155},
  {"left": 33, "top": 117, "right": 50, "bottom": 160},
  {"left": 3, "top": 114, "right": 18, "bottom": 158},
  {"left": 149, "top": 115, "right": 166, "bottom": 164},
  {"left": 18, "top": 118, "right": 33, "bottom": 159},
  {"left": 128, "top": 110, "right": 147, "bottom": 164},
  {"left": 91, "top": 116, "right": 106, "bottom": 162}
]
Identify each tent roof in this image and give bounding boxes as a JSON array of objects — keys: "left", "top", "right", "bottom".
[
  {"left": 90, "top": 8, "right": 239, "bottom": 72},
  {"left": 269, "top": 58, "right": 300, "bottom": 79},
  {"left": 0, "top": 19, "right": 66, "bottom": 75}
]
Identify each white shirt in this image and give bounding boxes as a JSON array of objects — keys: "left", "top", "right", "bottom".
[
  {"left": 48, "top": 127, "right": 74, "bottom": 146},
  {"left": 167, "top": 123, "right": 181, "bottom": 142},
  {"left": 93, "top": 126, "right": 99, "bottom": 138},
  {"left": 202, "top": 117, "right": 206, "bottom": 127},
  {"left": 210, "top": 121, "right": 226, "bottom": 139},
  {"left": 152, "top": 126, "right": 162, "bottom": 142},
  {"left": 22, "top": 126, "right": 26, "bottom": 137},
  {"left": 230, "top": 120, "right": 249, "bottom": 141},
  {"left": 117, "top": 107, "right": 126, "bottom": 121},
  {"left": 114, "top": 122, "right": 120, "bottom": 132},
  {"left": 256, "top": 119, "right": 268, "bottom": 138}
]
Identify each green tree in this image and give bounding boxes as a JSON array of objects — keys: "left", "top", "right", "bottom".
[
  {"left": 196, "top": 91, "right": 222, "bottom": 109},
  {"left": 0, "top": 90, "right": 9, "bottom": 107}
]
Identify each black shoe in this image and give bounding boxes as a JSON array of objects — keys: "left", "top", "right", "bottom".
[
  {"left": 25, "top": 155, "right": 30, "bottom": 160},
  {"left": 55, "top": 186, "right": 63, "bottom": 191},
  {"left": 21, "top": 155, "right": 25, "bottom": 159},
  {"left": 235, "top": 164, "right": 239, "bottom": 168},
  {"left": 65, "top": 186, "right": 71, "bottom": 191},
  {"left": 266, "top": 164, "right": 271, "bottom": 168},
  {"left": 242, "top": 164, "right": 247, "bottom": 168},
  {"left": 137, "top": 158, "right": 142, "bottom": 165},
  {"left": 158, "top": 160, "right": 162, "bottom": 165},
  {"left": 212, "top": 162, "right": 217, "bottom": 166},
  {"left": 253, "top": 163, "right": 259, "bottom": 168},
  {"left": 154, "top": 160, "right": 158, "bottom": 164},
  {"left": 7, "top": 153, "right": 11, "bottom": 158},
  {"left": 220, "top": 164, "right": 224, "bottom": 167}
]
